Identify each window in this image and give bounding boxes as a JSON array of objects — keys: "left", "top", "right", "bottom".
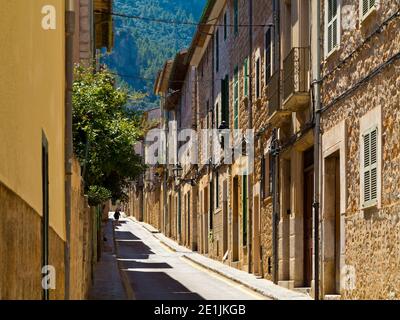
[
  {"left": 221, "top": 75, "right": 230, "bottom": 127},
  {"left": 362, "top": 127, "right": 378, "bottom": 207},
  {"left": 234, "top": 0, "right": 239, "bottom": 36},
  {"left": 224, "top": 12, "right": 228, "bottom": 40},
  {"left": 261, "top": 153, "right": 273, "bottom": 199},
  {"left": 243, "top": 57, "right": 249, "bottom": 97},
  {"left": 215, "top": 28, "right": 219, "bottom": 73},
  {"left": 360, "top": 0, "right": 376, "bottom": 20},
  {"left": 215, "top": 102, "right": 219, "bottom": 129},
  {"left": 265, "top": 28, "right": 273, "bottom": 84},
  {"left": 242, "top": 175, "right": 248, "bottom": 246},
  {"left": 255, "top": 57, "right": 261, "bottom": 99},
  {"left": 233, "top": 66, "right": 239, "bottom": 129},
  {"left": 325, "top": 0, "right": 340, "bottom": 56}
]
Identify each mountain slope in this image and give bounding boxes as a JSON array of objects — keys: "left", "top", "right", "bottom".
[{"left": 103, "top": 0, "right": 206, "bottom": 111}]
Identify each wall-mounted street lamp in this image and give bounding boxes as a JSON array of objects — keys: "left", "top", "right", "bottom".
[
  {"left": 173, "top": 163, "right": 198, "bottom": 186},
  {"left": 218, "top": 121, "right": 228, "bottom": 149}
]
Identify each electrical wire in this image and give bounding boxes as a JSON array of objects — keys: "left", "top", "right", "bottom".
[
  {"left": 321, "top": 50, "right": 400, "bottom": 113},
  {"left": 94, "top": 10, "right": 268, "bottom": 28}
]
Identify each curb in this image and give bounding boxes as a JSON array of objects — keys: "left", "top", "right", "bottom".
[
  {"left": 182, "top": 254, "right": 311, "bottom": 300},
  {"left": 181, "top": 254, "right": 277, "bottom": 300}
]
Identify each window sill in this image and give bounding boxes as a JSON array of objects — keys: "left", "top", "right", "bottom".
[
  {"left": 360, "top": 7, "right": 378, "bottom": 26},
  {"left": 361, "top": 201, "right": 379, "bottom": 211},
  {"left": 325, "top": 45, "right": 340, "bottom": 61}
]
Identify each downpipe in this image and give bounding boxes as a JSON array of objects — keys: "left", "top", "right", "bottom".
[
  {"left": 271, "top": 0, "right": 281, "bottom": 285},
  {"left": 312, "top": 0, "right": 322, "bottom": 300},
  {"left": 65, "top": 0, "right": 75, "bottom": 300}
]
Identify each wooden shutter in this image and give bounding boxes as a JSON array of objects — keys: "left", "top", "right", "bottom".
[
  {"left": 327, "top": 0, "right": 338, "bottom": 54},
  {"left": 244, "top": 57, "right": 249, "bottom": 97},
  {"left": 221, "top": 75, "right": 230, "bottom": 126},
  {"left": 234, "top": 66, "right": 239, "bottom": 129},
  {"left": 265, "top": 28, "right": 272, "bottom": 84},
  {"left": 256, "top": 57, "right": 261, "bottom": 99},
  {"left": 363, "top": 127, "right": 378, "bottom": 206}
]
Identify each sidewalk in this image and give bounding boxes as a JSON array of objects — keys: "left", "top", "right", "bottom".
[
  {"left": 88, "top": 219, "right": 128, "bottom": 300},
  {"left": 134, "top": 219, "right": 311, "bottom": 300}
]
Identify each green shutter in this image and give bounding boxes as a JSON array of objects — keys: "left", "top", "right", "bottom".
[
  {"left": 234, "top": 66, "right": 239, "bottom": 129},
  {"left": 244, "top": 57, "right": 249, "bottom": 97}
]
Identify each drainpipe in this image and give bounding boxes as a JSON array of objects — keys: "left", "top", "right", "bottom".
[
  {"left": 65, "top": 0, "right": 75, "bottom": 300},
  {"left": 271, "top": 0, "right": 281, "bottom": 285},
  {"left": 312, "top": 0, "right": 322, "bottom": 300},
  {"left": 247, "top": 0, "right": 253, "bottom": 275}
]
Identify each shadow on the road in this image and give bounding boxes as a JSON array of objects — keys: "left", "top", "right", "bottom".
[
  {"left": 125, "top": 271, "right": 204, "bottom": 300},
  {"left": 120, "top": 260, "right": 172, "bottom": 269},
  {"left": 115, "top": 229, "right": 155, "bottom": 260},
  {"left": 114, "top": 230, "right": 140, "bottom": 241}
]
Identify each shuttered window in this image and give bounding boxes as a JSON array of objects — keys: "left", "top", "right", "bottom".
[
  {"left": 221, "top": 75, "right": 230, "bottom": 127},
  {"left": 361, "top": 0, "right": 376, "bottom": 19},
  {"left": 255, "top": 57, "right": 261, "bottom": 99},
  {"left": 234, "top": 66, "right": 239, "bottom": 129},
  {"left": 234, "top": 0, "right": 239, "bottom": 36},
  {"left": 265, "top": 28, "right": 273, "bottom": 84},
  {"left": 362, "top": 127, "right": 378, "bottom": 207},
  {"left": 215, "top": 28, "right": 219, "bottom": 73},
  {"left": 224, "top": 12, "right": 228, "bottom": 40},
  {"left": 326, "top": 0, "right": 339, "bottom": 55},
  {"left": 243, "top": 57, "right": 249, "bottom": 97}
]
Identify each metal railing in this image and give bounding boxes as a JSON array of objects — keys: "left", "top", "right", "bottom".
[{"left": 283, "top": 47, "right": 310, "bottom": 103}]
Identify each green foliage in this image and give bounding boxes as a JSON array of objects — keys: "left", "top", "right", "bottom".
[
  {"left": 73, "top": 65, "right": 146, "bottom": 203},
  {"left": 87, "top": 185, "right": 112, "bottom": 206},
  {"left": 102, "top": 0, "right": 206, "bottom": 111}
]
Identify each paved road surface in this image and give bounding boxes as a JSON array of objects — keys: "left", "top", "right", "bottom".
[{"left": 114, "top": 217, "right": 268, "bottom": 300}]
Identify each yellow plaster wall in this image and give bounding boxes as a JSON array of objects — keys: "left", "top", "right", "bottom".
[{"left": 0, "top": 0, "right": 66, "bottom": 240}]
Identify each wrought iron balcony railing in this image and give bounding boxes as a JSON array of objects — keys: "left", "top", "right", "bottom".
[{"left": 282, "top": 47, "right": 310, "bottom": 111}]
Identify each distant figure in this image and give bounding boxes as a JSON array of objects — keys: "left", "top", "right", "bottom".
[{"left": 113, "top": 209, "right": 121, "bottom": 222}]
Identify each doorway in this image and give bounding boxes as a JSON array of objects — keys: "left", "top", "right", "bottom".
[
  {"left": 222, "top": 180, "right": 228, "bottom": 258},
  {"left": 324, "top": 151, "right": 341, "bottom": 294},
  {"left": 253, "top": 194, "right": 261, "bottom": 275},
  {"left": 232, "top": 177, "right": 239, "bottom": 262},
  {"left": 303, "top": 147, "right": 314, "bottom": 287},
  {"left": 203, "top": 186, "right": 209, "bottom": 254}
]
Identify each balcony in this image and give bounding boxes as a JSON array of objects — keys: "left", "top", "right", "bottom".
[
  {"left": 282, "top": 47, "right": 310, "bottom": 111},
  {"left": 266, "top": 70, "right": 291, "bottom": 127}
]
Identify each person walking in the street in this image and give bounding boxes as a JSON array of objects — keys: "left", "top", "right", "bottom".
[{"left": 113, "top": 208, "right": 121, "bottom": 223}]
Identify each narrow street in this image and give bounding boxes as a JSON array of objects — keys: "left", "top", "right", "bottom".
[{"left": 107, "top": 216, "right": 268, "bottom": 300}]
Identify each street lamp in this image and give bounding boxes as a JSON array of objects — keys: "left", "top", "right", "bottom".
[
  {"left": 218, "top": 121, "right": 228, "bottom": 149},
  {"left": 173, "top": 163, "right": 197, "bottom": 186}
]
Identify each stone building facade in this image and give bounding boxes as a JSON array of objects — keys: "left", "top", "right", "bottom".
[
  {"left": 319, "top": 0, "right": 400, "bottom": 299},
  {"left": 139, "top": 0, "right": 400, "bottom": 300}
]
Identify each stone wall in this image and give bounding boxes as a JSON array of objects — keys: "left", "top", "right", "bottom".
[
  {"left": 0, "top": 181, "right": 66, "bottom": 300},
  {"left": 69, "top": 157, "right": 96, "bottom": 300},
  {"left": 321, "top": 1, "right": 400, "bottom": 299}
]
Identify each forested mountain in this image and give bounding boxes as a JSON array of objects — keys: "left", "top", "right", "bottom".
[{"left": 102, "top": 0, "right": 206, "bottom": 111}]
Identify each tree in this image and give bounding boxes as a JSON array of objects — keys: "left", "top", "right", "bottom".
[{"left": 73, "top": 65, "right": 146, "bottom": 206}]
